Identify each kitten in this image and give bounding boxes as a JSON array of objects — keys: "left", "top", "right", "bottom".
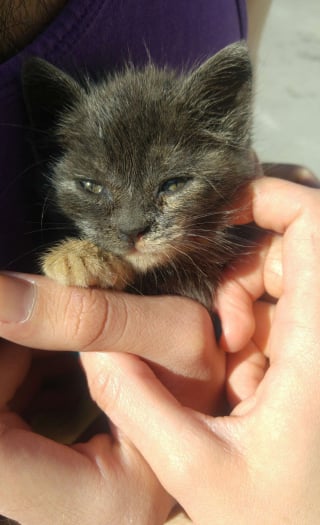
[{"left": 23, "top": 42, "right": 255, "bottom": 311}]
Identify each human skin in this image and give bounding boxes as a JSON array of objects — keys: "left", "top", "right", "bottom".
[
  {"left": 0, "top": 283, "right": 225, "bottom": 524},
  {"left": 3, "top": 2, "right": 315, "bottom": 523},
  {"left": 77, "top": 176, "right": 320, "bottom": 524},
  {"left": 1, "top": 176, "right": 320, "bottom": 525},
  {"left": 0, "top": 0, "right": 68, "bottom": 61}
]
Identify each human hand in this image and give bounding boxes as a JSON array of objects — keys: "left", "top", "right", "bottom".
[
  {"left": 0, "top": 275, "right": 224, "bottom": 524},
  {"left": 262, "top": 161, "right": 320, "bottom": 187},
  {"left": 78, "top": 177, "right": 320, "bottom": 524}
]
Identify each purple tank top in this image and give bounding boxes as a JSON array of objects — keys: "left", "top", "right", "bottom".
[{"left": 0, "top": 0, "right": 247, "bottom": 270}]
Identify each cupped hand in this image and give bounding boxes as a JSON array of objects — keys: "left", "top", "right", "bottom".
[
  {"left": 0, "top": 274, "right": 225, "bottom": 524},
  {"left": 76, "top": 177, "right": 320, "bottom": 524}
]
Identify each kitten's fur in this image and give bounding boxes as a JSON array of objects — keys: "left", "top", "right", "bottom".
[{"left": 23, "top": 42, "right": 255, "bottom": 310}]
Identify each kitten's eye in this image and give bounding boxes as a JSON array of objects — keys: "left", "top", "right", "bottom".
[
  {"left": 79, "top": 180, "right": 104, "bottom": 195},
  {"left": 159, "top": 177, "right": 191, "bottom": 195}
]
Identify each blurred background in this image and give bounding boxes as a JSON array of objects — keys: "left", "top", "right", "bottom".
[{"left": 253, "top": 0, "right": 320, "bottom": 175}]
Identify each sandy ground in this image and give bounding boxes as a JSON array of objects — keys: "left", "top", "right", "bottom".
[{"left": 253, "top": 0, "right": 320, "bottom": 175}]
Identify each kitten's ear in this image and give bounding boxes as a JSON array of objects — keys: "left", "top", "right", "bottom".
[
  {"left": 182, "top": 42, "right": 252, "bottom": 138},
  {"left": 22, "top": 58, "right": 83, "bottom": 145}
]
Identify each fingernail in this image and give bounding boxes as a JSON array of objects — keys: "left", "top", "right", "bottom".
[{"left": 0, "top": 273, "right": 36, "bottom": 323}]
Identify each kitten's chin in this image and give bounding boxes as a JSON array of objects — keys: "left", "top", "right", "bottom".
[{"left": 124, "top": 250, "right": 166, "bottom": 272}]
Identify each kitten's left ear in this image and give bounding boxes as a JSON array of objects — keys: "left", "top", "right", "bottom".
[
  {"left": 22, "top": 58, "right": 84, "bottom": 156},
  {"left": 181, "top": 42, "right": 253, "bottom": 138}
]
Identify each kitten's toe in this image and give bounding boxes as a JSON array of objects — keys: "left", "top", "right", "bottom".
[
  {"left": 41, "top": 239, "right": 133, "bottom": 289},
  {"left": 41, "top": 239, "right": 103, "bottom": 287}
]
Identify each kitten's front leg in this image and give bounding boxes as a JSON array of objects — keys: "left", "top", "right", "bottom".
[{"left": 42, "top": 238, "right": 134, "bottom": 289}]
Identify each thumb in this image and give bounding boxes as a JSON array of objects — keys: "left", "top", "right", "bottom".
[
  {"left": 0, "top": 272, "right": 213, "bottom": 367},
  {"left": 81, "top": 351, "right": 238, "bottom": 523}
]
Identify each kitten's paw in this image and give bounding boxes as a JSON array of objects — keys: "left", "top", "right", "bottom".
[{"left": 41, "top": 238, "right": 133, "bottom": 289}]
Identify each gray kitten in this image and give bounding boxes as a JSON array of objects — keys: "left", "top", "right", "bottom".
[{"left": 23, "top": 42, "right": 255, "bottom": 311}]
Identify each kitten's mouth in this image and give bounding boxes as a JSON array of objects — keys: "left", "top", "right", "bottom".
[
  {"left": 124, "top": 239, "right": 168, "bottom": 272},
  {"left": 125, "top": 242, "right": 151, "bottom": 260},
  {"left": 127, "top": 236, "right": 150, "bottom": 256},
  {"left": 126, "top": 241, "right": 145, "bottom": 257},
  {"left": 127, "top": 246, "right": 139, "bottom": 255}
]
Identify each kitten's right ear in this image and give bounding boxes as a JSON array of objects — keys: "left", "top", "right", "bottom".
[
  {"left": 180, "top": 42, "right": 252, "bottom": 141},
  {"left": 22, "top": 58, "right": 83, "bottom": 139}
]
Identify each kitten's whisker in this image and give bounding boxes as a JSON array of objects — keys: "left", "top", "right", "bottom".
[
  {"left": 127, "top": 283, "right": 144, "bottom": 295},
  {"left": 0, "top": 122, "right": 52, "bottom": 136},
  {"left": 41, "top": 192, "right": 51, "bottom": 230},
  {"left": 152, "top": 268, "right": 159, "bottom": 288},
  {"left": 167, "top": 243, "right": 207, "bottom": 279},
  {"left": 0, "top": 157, "right": 52, "bottom": 199},
  {"left": 3, "top": 241, "right": 57, "bottom": 270},
  {"left": 24, "top": 226, "right": 73, "bottom": 235},
  {"left": 166, "top": 253, "right": 187, "bottom": 290},
  {"left": 183, "top": 235, "right": 259, "bottom": 256},
  {"left": 185, "top": 203, "right": 250, "bottom": 221}
]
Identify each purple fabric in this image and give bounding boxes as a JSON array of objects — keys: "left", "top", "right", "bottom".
[{"left": 0, "top": 0, "right": 247, "bottom": 270}]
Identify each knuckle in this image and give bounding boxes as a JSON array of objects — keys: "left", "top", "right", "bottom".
[
  {"left": 63, "top": 288, "right": 110, "bottom": 351},
  {"left": 162, "top": 297, "right": 217, "bottom": 379},
  {"left": 62, "top": 289, "right": 131, "bottom": 352},
  {"left": 87, "top": 357, "right": 119, "bottom": 413},
  {"left": 181, "top": 299, "right": 215, "bottom": 354},
  {"left": 85, "top": 353, "right": 134, "bottom": 416}
]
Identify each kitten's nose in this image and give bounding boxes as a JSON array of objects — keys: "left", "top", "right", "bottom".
[{"left": 118, "top": 225, "right": 150, "bottom": 243}]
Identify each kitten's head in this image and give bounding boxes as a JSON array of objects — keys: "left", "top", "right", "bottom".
[{"left": 23, "top": 43, "right": 254, "bottom": 272}]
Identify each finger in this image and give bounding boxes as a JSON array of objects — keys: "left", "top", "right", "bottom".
[
  {"left": 226, "top": 340, "right": 268, "bottom": 410},
  {"left": 0, "top": 342, "right": 31, "bottom": 409},
  {"left": 252, "top": 300, "right": 275, "bottom": 359},
  {"left": 252, "top": 178, "right": 320, "bottom": 341},
  {"left": 224, "top": 300, "right": 274, "bottom": 412},
  {"left": 251, "top": 176, "right": 320, "bottom": 235},
  {"left": 81, "top": 330, "right": 225, "bottom": 419},
  {"left": 216, "top": 233, "right": 282, "bottom": 352},
  {"left": 218, "top": 175, "right": 319, "bottom": 341},
  {"left": 0, "top": 426, "right": 101, "bottom": 525},
  {"left": 0, "top": 418, "right": 173, "bottom": 525},
  {"left": 81, "top": 351, "right": 234, "bottom": 523},
  {"left": 166, "top": 510, "right": 192, "bottom": 524},
  {"left": 218, "top": 177, "right": 320, "bottom": 356},
  {"left": 225, "top": 162, "right": 319, "bottom": 227},
  {"left": 262, "top": 163, "right": 320, "bottom": 188},
  {"left": 0, "top": 273, "right": 214, "bottom": 369}
]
